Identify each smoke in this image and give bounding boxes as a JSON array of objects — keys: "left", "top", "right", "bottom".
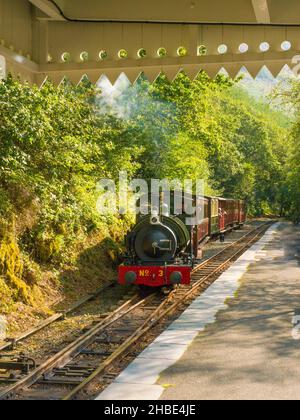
[
  {"left": 95, "top": 72, "right": 180, "bottom": 181},
  {"left": 238, "top": 65, "right": 295, "bottom": 102},
  {"left": 96, "top": 72, "right": 178, "bottom": 126},
  {"left": 96, "top": 73, "right": 132, "bottom": 118}
]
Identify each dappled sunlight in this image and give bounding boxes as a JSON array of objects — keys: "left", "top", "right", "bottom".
[{"left": 158, "top": 225, "right": 300, "bottom": 400}]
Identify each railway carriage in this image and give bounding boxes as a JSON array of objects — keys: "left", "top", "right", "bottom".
[
  {"left": 193, "top": 195, "right": 210, "bottom": 258},
  {"left": 209, "top": 197, "right": 220, "bottom": 236},
  {"left": 119, "top": 192, "right": 246, "bottom": 288}
]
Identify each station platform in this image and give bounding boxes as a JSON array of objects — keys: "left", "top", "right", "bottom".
[{"left": 97, "top": 222, "right": 300, "bottom": 400}]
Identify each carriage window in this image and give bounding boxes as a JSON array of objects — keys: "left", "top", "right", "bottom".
[
  {"left": 204, "top": 201, "right": 209, "bottom": 218},
  {"left": 214, "top": 200, "right": 219, "bottom": 217}
]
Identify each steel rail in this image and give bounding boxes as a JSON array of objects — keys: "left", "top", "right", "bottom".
[
  {"left": 191, "top": 223, "right": 265, "bottom": 274},
  {"left": 0, "top": 293, "right": 151, "bottom": 399},
  {"left": 0, "top": 281, "right": 116, "bottom": 352}
]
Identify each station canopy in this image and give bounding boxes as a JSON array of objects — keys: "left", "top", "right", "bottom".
[{"left": 1, "top": 0, "right": 300, "bottom": 85}]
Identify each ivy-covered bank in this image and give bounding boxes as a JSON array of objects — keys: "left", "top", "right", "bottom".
[
  {"left": 0, "top": 77, "right": 137, "bottom": 317},
  {"left": 0, "top": 73, "right": 292, "bottom": 320}
]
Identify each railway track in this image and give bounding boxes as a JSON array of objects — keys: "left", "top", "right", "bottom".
[
  {"left": 0, "top": 221, "right": 273, "bottom": 400},
  {"left": 0, "top": 280, "right": 136, "bottom": 389},
  {"left": 0, "top": 281, "right": 119, "bottom": 354}
]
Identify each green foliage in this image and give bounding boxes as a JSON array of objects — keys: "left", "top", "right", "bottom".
[
  {"left": 0, "top": 71, "right": 292, "bottom": 311},
  {"left": 0, "top": 220, "right": 31, "bottom": 306},
  {"left": 162, "top": 132, "right": 210, "bottom": 182},
  {"left": 271, "top": 79, "right": 300, "bottom": 221},
  {"left": 0, "top": 76, "right": 141, "bottom": 311},
  {"left": 117, "top": 71, "right": 288, "bottom": 214}
]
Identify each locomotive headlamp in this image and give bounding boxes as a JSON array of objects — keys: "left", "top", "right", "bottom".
[
  {"left": 150, "top": 206, "right": 160, "bottom": 225},
  {"left": 150, "top": 209, "right": 161, "bottom": 225},
  {"left": 125, "top": 271, "right": 137, "bottom": 284},
  {"left": 170, "top": 271, "right": 182, "bottom": 284},
  {"left": 151, "top": 216, "right": 159, "bottom": 224}
]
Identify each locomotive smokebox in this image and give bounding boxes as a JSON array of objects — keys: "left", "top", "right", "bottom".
[
  {"left": 135, "top": 224, "right": 177, "bottom": 261},
  {"left": 127, "top": 215, "right": 191, "bottom": 264}
]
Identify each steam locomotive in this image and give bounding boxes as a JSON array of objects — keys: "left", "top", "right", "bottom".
[{"left": 118, "top": 192, "right": 246, "bottom": 288}]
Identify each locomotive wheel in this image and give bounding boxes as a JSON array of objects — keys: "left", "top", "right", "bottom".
[{"left": 138, "top": 285, "right": 155, "bottom": 297}]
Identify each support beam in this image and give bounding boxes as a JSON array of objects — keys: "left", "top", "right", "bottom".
[
  {"left": 251, "top": 0, "right": 271, "bottom": 24},
  {"left": 28, "top": 0, "right": 64, "bottom": 20},
  {"left": 0, "top": 55, "right": 6, "bottom": 80}
]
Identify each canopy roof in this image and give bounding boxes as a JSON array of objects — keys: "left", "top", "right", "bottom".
[
  {"left": 0, "top": 0, "right": 300, "bottom": 85},
  {"left": 35, "top": 0, "right": 300, "bottom": 25}
]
